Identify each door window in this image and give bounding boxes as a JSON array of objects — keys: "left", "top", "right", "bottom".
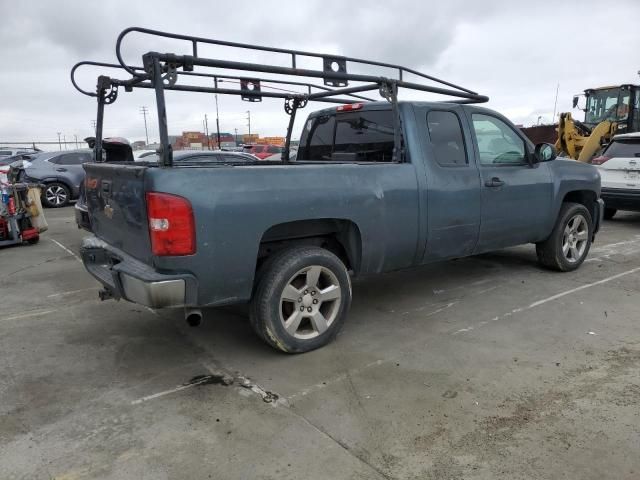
[
  {"left": 57, "top": 152, "right": 92, "bottom": 165},
  {"left": 427, "top": 110, "right": 467, "bottom": 166},
  {"left": 471, "top": 114, "right": 526, "bottom": 165}
]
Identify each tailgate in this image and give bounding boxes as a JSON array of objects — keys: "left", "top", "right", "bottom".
[{"left": 84, "top": 163, "right": 152, "bottom": 262}]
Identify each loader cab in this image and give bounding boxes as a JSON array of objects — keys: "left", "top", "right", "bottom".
[{"left": 578, "top": 85, "right": 639, "bottom": 133}]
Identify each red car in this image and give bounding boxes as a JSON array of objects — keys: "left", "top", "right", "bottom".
[{"left": 242, "top": 144, "right": 282, "bottom": 160}]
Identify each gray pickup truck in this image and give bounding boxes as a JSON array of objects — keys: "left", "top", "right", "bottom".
[
  {"left": 81, "top": 101, "right": 603, "bottom": 352},
  {"left": 74, "top": 29, "right": 603, "bottom": 353}
]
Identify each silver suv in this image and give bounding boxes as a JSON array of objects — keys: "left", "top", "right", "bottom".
[{"left": 22, "top": 150, "right": 94, "bottom": 207}]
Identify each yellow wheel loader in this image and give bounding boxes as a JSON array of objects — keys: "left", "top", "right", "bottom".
[{"left": 555, "top": 84, "right": 640, "bottom": 162}]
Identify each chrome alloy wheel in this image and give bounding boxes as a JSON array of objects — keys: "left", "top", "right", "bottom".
[
  {"left": 279, "top": 265, "right": 342, "bottom": 340},
  {"left": 562, "top": 214, "right": 588, "bottom": 263}
]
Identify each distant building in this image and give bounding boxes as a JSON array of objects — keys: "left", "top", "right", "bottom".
[
  {"left": 131, "top": 140, "right": 146, "bottom": 150},
  {"left": 257, "top": 136, "right": 285, "bottom": 146},
  {"left": 173, "top": 131, "right": 211, "bottom": 150},
  {"left": 242, "top": 134, "right": 260, "bottom": 144}
]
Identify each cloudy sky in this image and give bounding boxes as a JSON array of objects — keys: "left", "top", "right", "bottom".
[{"left": 1, "top": 0, "right": 639, "bottom": 147}]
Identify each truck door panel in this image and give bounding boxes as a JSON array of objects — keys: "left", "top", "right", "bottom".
[
  {"left": 418, "top": 107, "right": 482, "bottom": 262},
  {"left": 468, "top": 112, "right": 553, "bottom": 252}
]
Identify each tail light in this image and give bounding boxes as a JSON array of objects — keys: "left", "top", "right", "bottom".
[
  {"left": 146, "top": 192, "right": 196, "bottom": 256},
  {"left": 337, "top": 103, "right": 364, "bottom": 112},
  {"left": 591, "top": 155, "right": 610, "bottom": 165}
]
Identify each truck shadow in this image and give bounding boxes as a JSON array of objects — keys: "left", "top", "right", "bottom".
[{"left": 188, "top": 245, "right": 543, "bottom": 356}]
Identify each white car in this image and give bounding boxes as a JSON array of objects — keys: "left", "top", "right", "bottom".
[
  {"left": 133, "top": 149, "right": 157, "bottom": 160},
  {"left": 592, "top": 132, "right": 640, "bottom": 219}
]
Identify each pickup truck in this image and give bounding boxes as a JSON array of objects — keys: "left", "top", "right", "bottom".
[{"left": 81, "top": 101, "right": 603, "bottom": 353}]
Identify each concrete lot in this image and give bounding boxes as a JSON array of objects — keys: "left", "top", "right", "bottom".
[{"left": 1, "top": 207, "right": 639, "bottom": 480}]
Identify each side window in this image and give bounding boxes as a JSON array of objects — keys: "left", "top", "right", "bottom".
[
  {"left": 333, "top": 110, "right": 395, "bottom": 162},
  {"left": 301, "top": 115, "right": 336, "bottom": 160},
  {"left": 267, "top": 145, "right": 281, "bottom": 154},
  {"left": 427, "top": 110, "right": 467, "bottom": 166},
  {"left": 471, "top": 114, "right": 526, "bottom": 165},
  {"left": 57, "top": 153, "right": 92, "bottom": 165},
  {"left": 0, "top": 150, "right": 12, "bottom": 156}
]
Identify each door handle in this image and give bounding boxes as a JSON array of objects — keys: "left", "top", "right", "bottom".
[
  {"left": 55, "top": 167, "right": 67, "bottom": 172},
  {"left": 485, "top": 177, "right": 505, "bottom": 188}
]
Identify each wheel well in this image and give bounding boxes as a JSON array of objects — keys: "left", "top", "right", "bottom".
[
  {"left": 257, "top": 219, "right": 362, "bottom": 273},
  {"left": 563, "top": 190, "right": 597, "bottom": 221}
]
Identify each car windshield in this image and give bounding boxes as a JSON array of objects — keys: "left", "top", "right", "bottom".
[{"left": 585, "top": 88, "right": 631, "bottom": 125}]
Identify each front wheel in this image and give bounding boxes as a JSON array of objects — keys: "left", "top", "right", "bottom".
[
  {"left": 536, "top": 202, "right": 593, "bottom": 272},
  {"left": 250, "top": 246, "right": 352, "bottom": 353}
]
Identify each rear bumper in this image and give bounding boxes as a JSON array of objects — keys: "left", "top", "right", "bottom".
[
  {"left": 80, "top": 236, "right": 197, "bottom": 308},
  {"left": 601, "top": 187, "right": 640, "bottom": 211}
]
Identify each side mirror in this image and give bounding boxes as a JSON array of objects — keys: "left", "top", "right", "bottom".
[
  {"left": 572, "top": 96, "right": 579, "bottom": 108},
  {"left": 534, "top": 143, "right": 557, "bottom": 163}
]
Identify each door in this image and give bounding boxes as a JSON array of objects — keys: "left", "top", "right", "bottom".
[
  {"left": 53, "top": 151, "right": 93, "bottom": 189},
  {"left": 421, "top": 107, "right": 482, "bottom": 261},
  {"left": 468, "top": 112, "right": 552, "bottom": 252}
]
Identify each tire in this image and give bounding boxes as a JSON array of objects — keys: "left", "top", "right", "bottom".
[
  {"left": 603, "top": 208, "right": 617, "bottom": 220},
  {"left": 42, "top": 182, "right": 70, "bottom": 208},
  {"left": 250, "top": 246, "right": 352, "bottom": 353},
  {"left": 536, "top": 202, "right": 593, "bottom": 272}
]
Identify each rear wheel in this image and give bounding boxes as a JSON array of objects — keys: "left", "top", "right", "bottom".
[
  {"left": 603, "top": 208, "right": 617, "bottom": 220},
  {"left": 42, "top": 182, "right": 70, "bottom": 208},
  {"left": 536, "top": 202, "right": 592, "bottom": 272},
  {"left": 250, "top": 246, "right": 351, "bottom": 353}
]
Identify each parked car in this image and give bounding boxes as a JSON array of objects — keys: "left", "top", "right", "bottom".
[
  {"left": 591, "top": 132, "right": 640, "bottom": 219},
  {"left": 75, "top": 150, "right": 258, "bottom": 230},
  {"left": 80, "top": 102, "right": 603, "bottom": 353},
  {"left": 263, "top": 148, "right": 297, "bottom": 162},
  {"left": 0, "top": 148, "right": 38, "bottom": 164},
  {"left": 133, "top": 149, "right": 157, "bottom": 160},
  {"left": 22, "top": 149, "right": 93, "bottom": 207},
  {"left": 242, "top": 144, "right": 282, "bottom": 159}
]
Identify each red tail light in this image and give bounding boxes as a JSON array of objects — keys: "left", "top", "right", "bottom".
[
  {"left": 337, "top": 103, "right": 364, "bottom": 112},
  {"left": 591, "top": 155, "right": 611, "bottom": 165},
  {"left": 146, "top": 192, "right": 196, "bottom": 256}
]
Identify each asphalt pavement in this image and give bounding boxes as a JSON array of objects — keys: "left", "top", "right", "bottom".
[{"left": 1, "top": 207, "right": 639, "bottom": 480}]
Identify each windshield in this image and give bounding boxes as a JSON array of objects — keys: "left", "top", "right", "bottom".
[{"left": 585, "top": 88, "right": 631, "bottom": 125}]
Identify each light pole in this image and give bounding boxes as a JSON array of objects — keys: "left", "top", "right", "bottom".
[
  {"left": 140, "top": 106, "right": 150, "bottom": 145},
  {"left": 246, "top": 110, "right": 251, "bottom": 140},
  {"left": 234, "top": 128, "right": 238, "bottom": 146},
  {"left": 90, "top": 120, "right": 96, "bottom": 134},
  {"left": 74, "top": 134, "right": 78, "bottom": 148},
  {"left": 57, "top": 132, "right": 62, "bottom": 151},
  {"left": 215, "top": 94, "right": 221, "bottom": 149},
  {"left": 204, "top": 114, "right": 210, "bottom": 150}
]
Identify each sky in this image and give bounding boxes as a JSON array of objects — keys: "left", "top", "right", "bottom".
[{"left": 1, "top": 0, "right": 639, "bottom": 148}]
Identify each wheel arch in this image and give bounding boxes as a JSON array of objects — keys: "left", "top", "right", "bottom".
[
  {"left": 562, "top": 190, "right": 598, "bottom": 223},
  {"left": 257, "top": 218, "right": 363, "bottom": 274}
]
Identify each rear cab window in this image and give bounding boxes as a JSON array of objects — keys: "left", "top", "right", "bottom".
[{"left": 299, "top": 108, "right": 395, "bottom": 162}]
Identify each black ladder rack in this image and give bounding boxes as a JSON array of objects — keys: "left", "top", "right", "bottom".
[{"left": 71, "top": 27, "right": 489, "bottom": 166}]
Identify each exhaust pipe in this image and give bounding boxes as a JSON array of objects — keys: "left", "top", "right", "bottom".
[{"left": 185, "top": 308, "right": 202, "bottom": 327}]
